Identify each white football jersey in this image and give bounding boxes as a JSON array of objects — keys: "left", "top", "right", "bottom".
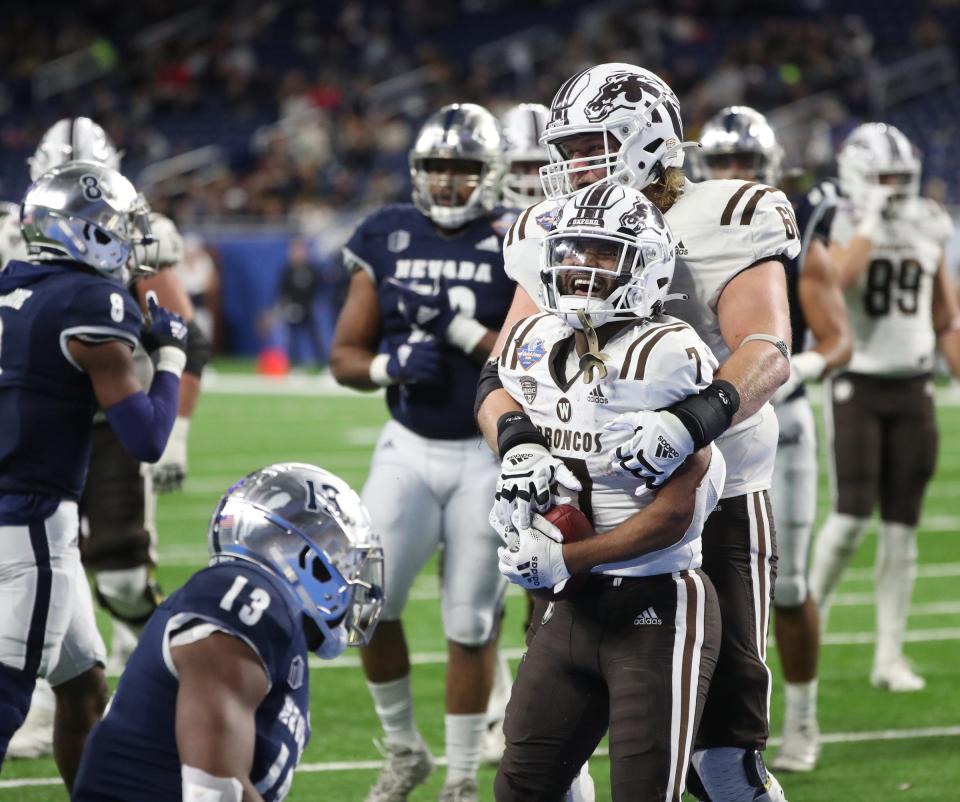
[
  {"left": 830, "top": 196, "right": 953, "bottom": 376},
  {"left": 0, "top": 207, "right": 28, "bottom": 269},
  {"left": 499, "top": 312, "right": 726, "bottom": 578},
  {"left": 503, "top": 178, "right": 799, "bottom": 497}
]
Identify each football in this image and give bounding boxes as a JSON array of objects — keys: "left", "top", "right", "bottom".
[{"left": 532, "top": 503, "right": 596, "bottom": 601}]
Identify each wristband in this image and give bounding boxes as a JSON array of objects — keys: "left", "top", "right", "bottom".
[
  {"left": 792, "top": 350, "right": 827, "bottom": 382},
  {"left": 496, "top": 411, "right": 548, "bottom": 458},
  {"left": 446, "top": 314, "right": 488, "bottom": 354},
  {"left": 155, "top": 346, "right": 186, "bottom": 378},
  {"left": 368, "top": 354, "right": 394, "bottom": 387},
  {"left": 667, "top": 379, "right": 740, "bottom": 451}
]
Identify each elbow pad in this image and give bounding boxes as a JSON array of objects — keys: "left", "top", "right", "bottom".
[
  {"left": 474, "top": 359, "right": 504, "bottom": 424},
  {"left": 666, "top": 380, "right": 740, "bottom": 452},
  {"left": 184, "top": 320, "right": 211, "bottom": 378}
]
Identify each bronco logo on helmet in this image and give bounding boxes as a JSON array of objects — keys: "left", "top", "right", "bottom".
[{"left": 584, "top": 72, "right": 682, "bottom": 139}]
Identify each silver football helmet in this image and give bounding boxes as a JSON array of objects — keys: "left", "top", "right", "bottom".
[
  {"left": 28, "top": 118, "right": 122, "bottom": 182},
  {"left": 499, "top": 103, "right": 550, "bottom": 207},
  {"left": 409, "top": 103, "right": 504, "bottom": 228},
  {"left": 209, "top": 462, "right": 384, "bottom": 660},
  {"left": 540, "top": 63, "right": 686, "bottom": 200},
  {"left": 837, "top": 122, "right": 921, "bottom": 209},
  {"left": 540, "top": 183, "right": 677, "bottom": 329},
  {"left": 694, "top": 106, "right": 784, "bottom": 185},
  {"left": 133, "top": 212, "right": 184, "bottom": 269},
  {"left": 20, "top": 161, "right": 152, "bottom": 283}
]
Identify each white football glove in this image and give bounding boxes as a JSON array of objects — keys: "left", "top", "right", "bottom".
[
  {"left": 606, "top": 409, "right": 694, "bottom": 491},
  {"left": 856, "top": 184, "right": 896, "bottom": 238},
  {"left": 497, "top": 512, "right": 571, "bottom": 594},
  {"left": 494, "top": 443, "right": 582, "bottom": 530},
  {"left": 770, "top": 350, "right": 827, "bottom": 406},
  {"left": 152, "top": 416, "right": 190, "bottom": 492}
]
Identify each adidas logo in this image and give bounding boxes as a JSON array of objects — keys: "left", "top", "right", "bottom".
[
  {"left": 634, "top": 606, "right": 662, "bottom": 626},
  {"left": 587, "top": 385, "right": 608, "bottom": 404},
  {"left": 475, "top": 234, "right": 500, "bottom": 253},
  {"left": 517, "top": 558, "right": 541, "bottom": 587},
  {"left": 675, "top": 239, "right": 688, "bottom": 256},
  {"left": 655, "top": 436, "right": 679, "bottom": 460}
]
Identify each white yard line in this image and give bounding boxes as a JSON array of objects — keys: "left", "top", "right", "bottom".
[{"left": 4, "top": 726, "right": 959, "bottom": 789}]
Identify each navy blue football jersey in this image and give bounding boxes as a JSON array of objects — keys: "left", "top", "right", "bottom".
[
  {"left": 786, "top": 179, "right": 840, "bottom": 362},
  {"left": 343, "top": 204, "right": 517, "bottom": 439},
  {"left": 73, "top": 560, "right": 311, "bottom": 802},
  {"left": 0, "top": 260, "right": 141, "bottom": 510}
]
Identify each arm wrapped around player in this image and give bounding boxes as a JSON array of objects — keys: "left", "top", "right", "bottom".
[{"left": 492, "top": 411, "right": 582, "bottom": 531}]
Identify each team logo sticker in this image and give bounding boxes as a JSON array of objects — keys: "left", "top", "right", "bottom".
[
  {"left": 535, "top": 205, "right": 562, "bottom": 232},
  {"left": 519, "top": 376, "right": 538, "bottom": 404},
  {"left": 556, "top": 397, "right": 572, "bottom": 423},
  {"left": 516, "top": 338, "right": 547, "bottom": 370},
  {"left": 387, "top": 230, "right": 410, "bottom": 253}
]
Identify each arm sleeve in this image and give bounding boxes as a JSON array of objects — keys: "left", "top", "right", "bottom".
[
  {"left": 163, "top": 566, "right": 296, "bottom": 689},
  {"left": 104, "top": 370, "right": 181, "bottom": 463}
]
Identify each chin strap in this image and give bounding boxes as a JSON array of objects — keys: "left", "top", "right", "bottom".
[{"left": 576, "top": 310, "right": 611, "bottom": 383}]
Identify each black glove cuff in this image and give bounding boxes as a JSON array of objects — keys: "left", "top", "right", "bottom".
[
  {"left": 496, "top": 411, "right": 548, "bottom": 458},
  {"left": 667, "top": 379, "right": 740, "bottom": 451}
]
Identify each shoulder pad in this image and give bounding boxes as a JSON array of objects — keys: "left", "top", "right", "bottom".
[
  {"left": 63, "top": 280, "right": 141, "bottom": 348},
  {"left": 171, "top": 562, "right": 297, "bottom": 685},
  {"left": 618, "top": 318, "right": 715, "bottom": 385},
  {"left": 498, "top": 312, "right": 556, "bottom": 373}
]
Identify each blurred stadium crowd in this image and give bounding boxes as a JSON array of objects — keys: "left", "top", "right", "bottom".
[{"left": 1, "top": 0, "right": 958, "bottom": 359}]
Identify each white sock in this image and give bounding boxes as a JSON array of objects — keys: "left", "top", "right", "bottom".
[
  {"left": 367, "top": 676, "right": 418, "bottom": 746},
  {"left": 485, "top": 650, "right": 512, "bottom": 726},
  {"left": 874, "top": 521, "right": 917, "bottom": 666},
  {"left": 444, "top": 713, "right": 486, "bottom": 784},
  {"left": 809, "top": 513, "right": 870, "bottom": 627},
  {"left": 784, "top": 678, "right": 818, "bottom": 726}
]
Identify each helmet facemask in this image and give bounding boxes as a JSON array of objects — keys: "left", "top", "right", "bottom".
[
  {"left": 540, "top": 230, "right": 672, "bottom": 329},
  {"left": 411, "top": 157, "right": 493, "bottom": 229}
]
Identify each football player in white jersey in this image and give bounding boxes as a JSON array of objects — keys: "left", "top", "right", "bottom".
[
  {"left": 7, "top": 118, "right": 210, "bottom": 760},
  {"left": 475, "top": 64, "right": 796, "bottom": 801},
  {"left": 809, "top": 123, "right": 960, "bottom": 692},
  {"left": 697, "top": 106, "right": 853, "bottom": 771},
  {"left": 492, "top": 182, "right": 724, "bottom": 802}
]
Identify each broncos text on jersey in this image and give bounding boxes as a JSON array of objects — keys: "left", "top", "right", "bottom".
[
  {"left": 73, "top": 560, "right": 311, "bottom": 802},
  {"left": 498, "top": 312, "right": 725, "bottom": 577},
  {"left": 344, "top": 203, "right": 517, "bottom": 439}
]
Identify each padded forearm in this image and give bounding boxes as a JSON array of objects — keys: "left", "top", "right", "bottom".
[
  {"left": 496, "top": 411, "right": 549, "bottom": 458},
  {"left": 474, "top": 359, "right": 504, "bottom": 423},
  {"left": 666, "top": 380, "right": 740, "bottom": 451},
  {"left": 105, "top": 370, "right": 181, "bottom": 463}
]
